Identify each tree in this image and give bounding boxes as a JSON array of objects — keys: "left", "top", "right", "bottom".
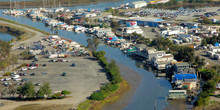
[
  {"left": 94, "top": 19, "right": 98, "bottom": 24},
  {"left": 36, "top": 82, "right": 52, "bottom": 98},
  {"left": 110, "top": 21, "right": 120, "bottom": 30},
  {"left": 8, "top": 85, "right": 17, "bottom": 97},
  {"left": 17, "top": 81, "right": 35, "bottom": 98},
  {"left": 202, "top": 17, "right": 212, "bottom": 24},
  {"left": 201, "top": 39, "right": 207, "bottom": 47},
  {"left": 136, "top": 37, "right": 151, "bottom": 46},
  {"left": 87, "top": 37, "right": 99, "bottom": 52},
  {"left": 61, "top": 90, "right": 71, "bottom": 97},
  {"left": 0, "top": 85, "right": 7, "bottom": 98},
  {"left": 90, "top": 91, "right": 104, "bottom": 100}
]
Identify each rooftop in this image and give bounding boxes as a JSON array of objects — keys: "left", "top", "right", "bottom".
[{"left": 174, "top": 62, "right": 190, "bottom": 67}]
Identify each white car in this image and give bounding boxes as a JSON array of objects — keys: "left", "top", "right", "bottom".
[
  {"left": 5, "top": 77, "right": 11, "bottom": 81},
  {"left": 28, "top": 66, "right": 36, "bottom": 70},
  {"left": 21, "top": 67, "right": 27, "bottom": 71},
  {"left": 67, "top": 60, "right": 71, "bottom": 62},
  {"left": 14, "top": 78, "right": 21, "bottom": 81}
]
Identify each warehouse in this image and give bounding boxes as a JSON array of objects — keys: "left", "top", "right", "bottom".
[
  {"left": 129, "top": 1, "right": 147, "bottom": 8},
  {"left": 136, "top": 17, "right": 164, "bottom": 27}
]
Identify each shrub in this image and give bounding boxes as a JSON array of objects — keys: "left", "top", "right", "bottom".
[
  {"left": 101, "top": 83, "right": 118, "bottom": 92},
  {"left": 90, "top": 91, "right": 104, "bottom": 101},
  {"left": 3, "top": 72, "right": 11, "bottom": 76},
  {"left": 51, "top": 92, "right": 64, "bottom": 99}
]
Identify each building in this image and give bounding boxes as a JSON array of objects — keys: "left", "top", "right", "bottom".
[
  {"left": 95, "top": 28, "right": 112, "bottom": 37},
  {"left": 173, "top": 74, "right": 197, "bottom": 82},
  {"left": 133, "top": 44, "right": 148, "bottom": 58},
  {"left": 146, "top": 48, "right": 165, "bottom": 62},
  {"left": 136, "top": 18, "right": 164, "bottom": 27},
  {"left": 180, "top": 22, "right": 199, "bottom": 29},
  {"left": 174, "top": 62, "right": 190, "bottom": 74},
  {"left": 129, "top": 1, "right": 147, "bottom": 8},
  {"left": 182, "top": 82, "right": 197, "bottom": 90},
  {"left": 152, "top": 54, "right": 177, "bottom": 70},
  {"left": 168, "top": 90, "right": 187, "bottom": 99}
]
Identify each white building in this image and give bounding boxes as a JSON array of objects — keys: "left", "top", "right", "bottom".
[{"left": 130, "top": 1, "right": 147, "bottom": 8}]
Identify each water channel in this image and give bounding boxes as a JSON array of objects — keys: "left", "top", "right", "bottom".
[
  {"left": 0, "top": 32, "right": 15, "bottom": 41},
  {"left": 0, "top": 0, "right": 172, "bottom": 109}
]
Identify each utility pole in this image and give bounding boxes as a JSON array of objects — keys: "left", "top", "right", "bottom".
[{"left": 154, "top": 101, "right": 157, "bottom": 110}]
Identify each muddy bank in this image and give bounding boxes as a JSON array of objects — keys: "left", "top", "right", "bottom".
[{"left": 102, "top": 62, "right": 141, "bottom": 110}]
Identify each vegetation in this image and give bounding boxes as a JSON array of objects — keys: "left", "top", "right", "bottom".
[
  {"left": 14, "top": 81, "right": 68, "bottom": 100},
  {"left": 110, "top": 21, "right": 120, "bottom": 31},
  {"left": 87, "top": 37, "right": 99, "bottom": 52},
  {"left": 61, "top": 90, "right": 71, "bottom": 97},
  {"left": 17, "top": 81, "right": 35, "bottom": 98},
  {"left": 195, "top": 66, "right": 220, "bottom": 107},
  {"left": 0, "top": 40, "right": 18, "bottom": 73},
  {"left": 203, "top": 34, "right": 220, "bottom": 45},
  {"left": 36, "top": 82, "right": 52, "bottom": 98}
]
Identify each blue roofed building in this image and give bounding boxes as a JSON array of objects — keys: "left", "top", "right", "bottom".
[
  {"left": 136, "top": 18, "right": 164, "bottom": 27},
  {"left": 174, "top": 74, "right": 197, "bottom": 82}
]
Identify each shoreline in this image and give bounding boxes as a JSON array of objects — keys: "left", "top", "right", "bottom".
[{"left": 102, "top": 62, "right": 141, "bottom": 110}]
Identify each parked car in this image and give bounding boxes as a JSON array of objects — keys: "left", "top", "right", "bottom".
[
  {"left": 61, "top": 72, "right": 67, "bottom": 76},
  {"left": 23, "top": 73, "right": 27, "bottom": 76},
  {"left": 42, "top": 64, "right": 47, "bottom": 66},
  {"left": 21, "top": 67, "right": 27, "bottom": 71},
  {"left": 35, "top": 83, "right": 40, "bottom": 86},
  {"left": 29, "top": 66, "right": 36, "bottom": 70},
  {"left": 22, "top": 78, "right": 28, "bottom": 82},
  {"left": 71, "top": 63, "right": 75, "bottom": 67},
  {"left": 30, "top": 73, "right": 35, "bottom": 76}
]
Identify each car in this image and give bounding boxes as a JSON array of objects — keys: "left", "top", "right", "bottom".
[
  {"left": 3, "top": 81, "right": 9, "bottom": 86},
  {"left": 67, "top": 60, "right": 71, "bottom": 62},
  {"left": 30, "top": 73, "right": 35, "bottom": 76},
  {"left": 28, "top": 66, "right": 36, "bottom": 70},
  {"left": 71, "top": 63, "right": 75, "bottom": 67},
  {"left": 42, "top": 64, "right": 47, "bottom": 66},
  {"left": 21, "top": 67, "right": 27, "bottom": 71},
  {"left": 21, "top": 78, "right": 28, "bottom": 82},
  {"left": 48, "top": 59, "right": 53, "bottom": 62},
  {"left": 14, "top": 78, "right": 21, "bottom": 81},
  {"left": 35, "top": 64, "right": 38, "bottom": 66},
  {"left": 61, "top": 72, "right": 66, "bottom": 76},
  {"left": 35, "top": 83, "right": 40, "bottom": 86},
  {"left": 19, "top": 73, "right": 24, "bottom": 76},
  {"left": 23, "top": 73, "right": 27, "bottom": 76}
]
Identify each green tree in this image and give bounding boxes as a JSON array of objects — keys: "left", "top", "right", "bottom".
[
  {"left": 201, "top": 39, "right": 207, "bottom": 47},
  {"left": 17, "top": 81, "right": 35, "bottom": 98},
  {"left": 136, "top": 37, "right": 151, "bottom": 46},
  {"left": 202, "top": 17, "right": 212, "bottom": 24},
  {"left": 110, "top": 21, "right": 120, "bottom": 30},
  {"left": 87, "top": 37, "right": 99, "bottom": 52},
  {"left": 37, "top": 82, "right": 52, "bottom": 98},
  {"left": 90, "top": 91, "right": 104, "bottom": 101},
  {"left": 61, "top": 90, "right": 71, "bottom": 97}
]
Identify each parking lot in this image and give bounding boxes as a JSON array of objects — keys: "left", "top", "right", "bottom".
[{"left": 19, "top": 56, "right": 108, "bottom": 94}]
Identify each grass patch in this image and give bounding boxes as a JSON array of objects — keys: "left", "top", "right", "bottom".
[
  {"left": 77, "top": 80, "right": 129, "bottom": 110},
  {"left": 77, "top": 100, "right": 93, "bottom": 110}
]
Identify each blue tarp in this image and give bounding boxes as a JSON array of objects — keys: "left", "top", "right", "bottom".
[
  {"left": 215, "top": 43, "right": 219, "bottom": 47},
  {"left": 174, "top": 74, "right": 197, "bottom": 81}
]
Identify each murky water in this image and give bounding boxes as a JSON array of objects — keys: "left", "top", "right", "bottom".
[
  {"left": 0, "top": 32, "right": 15, "bottom": 41},
  {"left": 0, "top": 1, "right": 172, "bottom": 109}
]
